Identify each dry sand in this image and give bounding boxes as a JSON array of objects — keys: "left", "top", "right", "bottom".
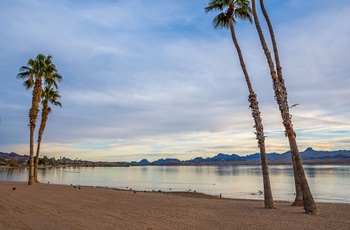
[{"left": 1, "top": 181, "right": 349, "bottom": 230}]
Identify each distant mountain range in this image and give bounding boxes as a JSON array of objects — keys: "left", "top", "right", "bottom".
[
  {"left": 1, "top": 147, "right": 350, "bottom": 166},
  {"left": 123, "top": 147, "right": 350, "bottom": 166}
]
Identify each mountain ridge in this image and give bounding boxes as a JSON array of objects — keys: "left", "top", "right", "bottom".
[
  {"left": 1, "top": 147, "right": 350, "bottom": 166},
  {"left": 129, "top": 147, "right": 350, "bottom": 165}
]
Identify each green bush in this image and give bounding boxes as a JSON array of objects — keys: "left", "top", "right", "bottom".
[{"left": 9, "top": 161, "right": 19, "bottom": 167}]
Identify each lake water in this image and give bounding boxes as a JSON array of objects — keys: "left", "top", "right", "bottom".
[{"left": 1, "top": 165, "right": 349, "bottom": 204}]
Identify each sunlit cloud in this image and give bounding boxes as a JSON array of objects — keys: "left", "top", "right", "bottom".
[{"left": 0, "top": 0, "right": 349, "bottom": 161}]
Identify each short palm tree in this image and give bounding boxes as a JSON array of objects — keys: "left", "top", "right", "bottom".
[
  {"left": 34, "top": 86, "right": 62, "bottom": 183},
  {"left": 17, "top": 54, "right": 61, "bottom": 185},
  {"left": 251, "top": 0, "right": 317, "bottom": 214},
  {"left": 205, "top": 0, "right": 275, "bottom": 209}
]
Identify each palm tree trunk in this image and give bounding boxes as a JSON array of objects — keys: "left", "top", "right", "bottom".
[
  {"left": 229, "top": 16, "right": 275, "bottom": 209},
  {"left": 251, "top": 0, "right": 317, "bottom": 214},
  {"left": 290, "top": 151, "right": 303, "bottom": 205},
  {"left": 288, "top": 135, "right": 317, "bottom": 212},
  {"left": 34, "top": 106, "right": 49, "bottom": 183},
  {"left": 34, "top": 141, "right": 41, "bottom": 183},
  {"left": 28, "top": 79, "right": 42, "bottom": 185},
  {"left": 29, "top": 123, "right": 35, "bottom": 185},
  {"left": 258, "top": 142, "right": 275, "bottom": 208},
  {"left": 258, "top": 0, "right": 304, "bottom": 206},
  {"left": 259, "top": 0, "right": 282, "bottom": 77}
]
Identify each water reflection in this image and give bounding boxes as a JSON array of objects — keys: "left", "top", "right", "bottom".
[
  {"left": 215, "top": 166, "right": 241, "bottom": 176},
  {"left": 1, "top": 165, "right": 349, "bottom": 203},
  {"left": 268, "top": 165, "right": 293, "bottom": 177},
  {"left": 0, "top": 168, "right": 28, "bottom": 182}
]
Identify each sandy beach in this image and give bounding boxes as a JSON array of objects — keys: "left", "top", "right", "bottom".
[{"left": 1, "top": 181, "right": 349, "bottom": 229}]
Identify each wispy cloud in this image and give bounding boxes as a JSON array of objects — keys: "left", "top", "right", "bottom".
[{"left": 0, "top": 0, "right": 349, "bottom": 161}]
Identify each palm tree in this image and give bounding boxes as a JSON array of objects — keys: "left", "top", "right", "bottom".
[
  {"left": 258, "top": 0, "right": 303, "bottom": 206},
  {"left": 251, "top": 0, "right": 317, "bottom": 214},
  {"left": 205, "top": 0, "right": 275, "bottom": 209},
  {"left": 17, "top": 54, "right": 61, "bottom": 185},
  {"left": 17, "top": 54, "right": 46, "bottom": 185},
  {"left": 34, "top": 86, "right": 62, "bottom": 183}
]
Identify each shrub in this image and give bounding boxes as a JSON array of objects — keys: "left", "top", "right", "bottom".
[{"left": 9, "top": 161, "right": 19, "bottom": 167}]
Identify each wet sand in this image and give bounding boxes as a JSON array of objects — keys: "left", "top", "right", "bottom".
[{"left": 1, "top": 181, "right": 349, "bottom": 229}]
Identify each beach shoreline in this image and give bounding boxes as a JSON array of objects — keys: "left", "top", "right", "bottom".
[{"left": 1, "top": 181, "right": 350, "bottom": 229}]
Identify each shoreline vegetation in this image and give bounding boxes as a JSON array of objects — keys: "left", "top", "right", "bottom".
[
  {"left": 1, "top": 158, "right": 350, "bottom": 169},
  {"left": 1, "top": 148, "right": 350, "bottom": 168},
  {"left": 1, "top": 181, "right": 349, "bottom": 229}
]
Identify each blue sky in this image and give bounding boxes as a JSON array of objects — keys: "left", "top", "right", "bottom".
[{"left": 0, "top": 0, "right": 349, "bottom": 162}]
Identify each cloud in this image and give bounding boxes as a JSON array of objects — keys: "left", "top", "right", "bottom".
[{"left": 0, "top": 0, "right": 349, "bottom": 161}]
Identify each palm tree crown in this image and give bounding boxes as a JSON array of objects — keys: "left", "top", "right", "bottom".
[
  {"left": 17, "top": 54, "right": 62, "bottom": 90},
  {"left": 41, "top": 86, "right": 62, "bottom": 111},
  {"left": 205, "top": 0, "right": 252, "bottom": 29}
]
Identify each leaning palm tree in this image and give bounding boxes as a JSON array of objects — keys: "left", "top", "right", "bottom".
[
  {"left": 251, "top": 0, "right": 317, "bottom": 214},
  {"left": 34, "top": 86, "right": 62, "bottom": 183},
  {"left": 17, "top": 54, "right": 61, "bottom": 185},
  {"left": 258, "top": 0, "right": 303, "bottom": 206},
  {"left": 205, "top": 0, "right": 275, "bottom": 209}
]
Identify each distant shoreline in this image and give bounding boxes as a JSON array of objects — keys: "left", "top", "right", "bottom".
[
  {"left": 3, "top": 147, "right": 350, "bottom": 167},
  {"left": 1, "top": 158, "right": 349, "bottom": 169}
]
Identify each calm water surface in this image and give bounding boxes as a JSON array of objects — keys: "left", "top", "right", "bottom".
[{"left": 1, "top": 165, "right": 349, "bottom": 203}]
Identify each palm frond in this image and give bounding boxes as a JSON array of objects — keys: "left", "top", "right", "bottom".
[
  {"left": 205, "top": 0, "right": 234, "bottom": 13},
  {"left": 205, "top": 0, "right": 225, "bottom": 13},
  {"left": 53, "top": 101, "right": 62, "bottom": 108},
  {"left": 45, "top": 73, "right": 62, "bottom": 89},
  {"left": 212, "top": 13, "right": 229, "bottom": 29},
  {"left": 235, "top": 7, "right": 253, "bottom": 23},
  {"left": 23, "top": 79, "right": 34, "bottom": 89},
  {"left": 234, "top": 0, "right": 253, "bottom": 23}
]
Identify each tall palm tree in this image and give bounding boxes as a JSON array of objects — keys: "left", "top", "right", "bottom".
[
  {"left": 17, "top": 54, "right": 46, "bottom": 185},
  {"left": 34, "top": 86, "right": 62, "bottom": 183},
  {"left": 251, "top": 0, "right": 317, "bottom": 214},
  {"left": 17, "top": 54, "right": 61, "bottom": 185},
  {"left": 205, "top": 0, "right": 275, "bottom": 209},
  {"left": 258, "top": 0, "right": 303, "bottom": 206}
]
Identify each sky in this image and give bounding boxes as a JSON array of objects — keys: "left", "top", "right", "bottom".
[{"left": 0, "top": 0, "right": 349, "bottom": 162}]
